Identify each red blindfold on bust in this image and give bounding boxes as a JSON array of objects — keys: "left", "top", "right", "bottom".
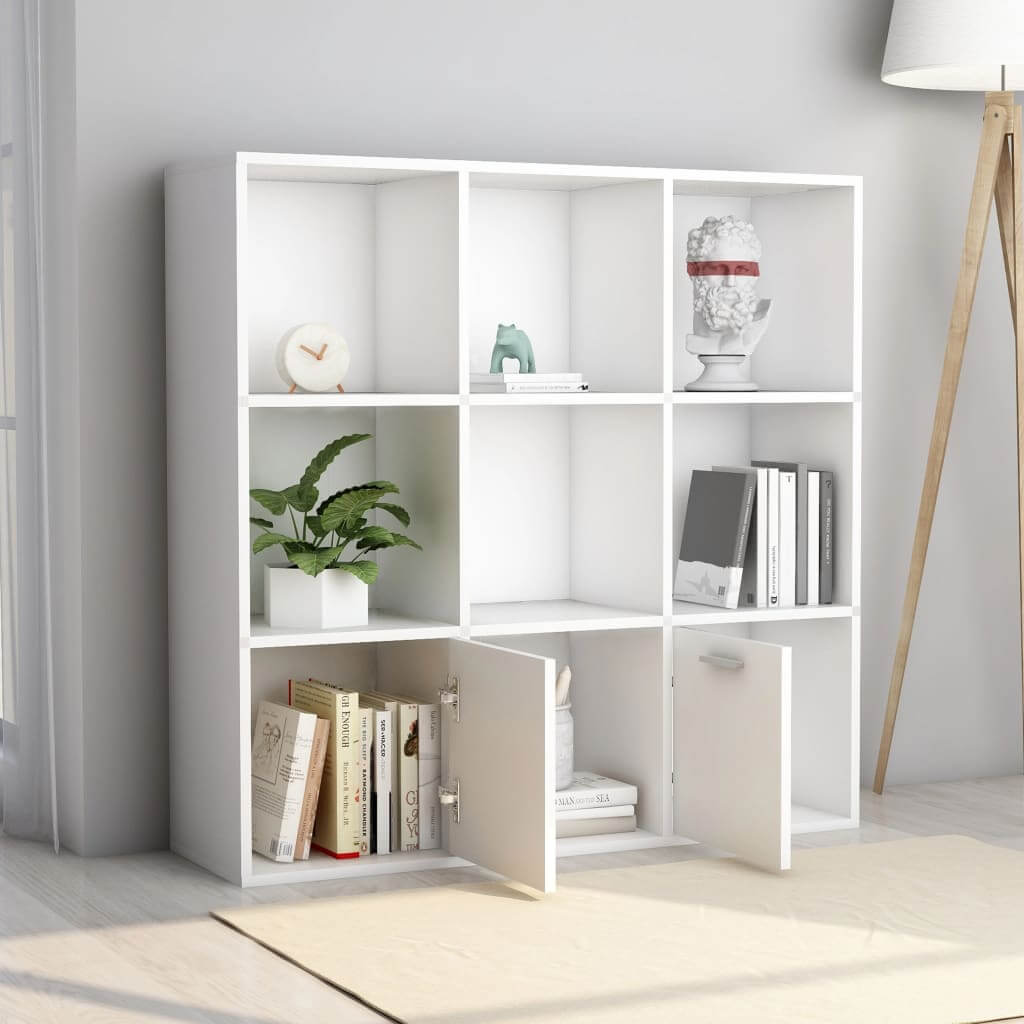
[{"left": 686, "top": 261, "right": 759, "bottom": 276}]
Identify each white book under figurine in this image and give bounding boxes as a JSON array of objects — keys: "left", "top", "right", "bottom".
[
  {"left": 471, "top": 382, "right": 590, "bottom": 393},
  {"left": 471, "top": 372, "right": 583, "bottom": 383}
]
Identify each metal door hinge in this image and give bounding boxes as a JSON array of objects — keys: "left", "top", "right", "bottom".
[
  {"left": 439, "top": 675, "right": 460, "bottom": 722},
  {"left": 438, "top": 779, "right": 460, "bottom": 823}
]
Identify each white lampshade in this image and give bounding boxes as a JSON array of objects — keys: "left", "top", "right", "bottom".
[{"left": 882, "top": 0, "right": 1024, "bottom": 90}]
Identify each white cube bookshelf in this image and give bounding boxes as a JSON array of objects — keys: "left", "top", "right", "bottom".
[{"left": 166, "top": 154, "right": 861, "bottom": 889}]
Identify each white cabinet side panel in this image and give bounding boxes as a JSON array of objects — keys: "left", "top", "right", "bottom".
[
  {"left": 753, "top": 618, "right": 855, "bottom": 819},
  {"left": 166, "top": 163, "right": 244, "bottom": 884},
  {"left": 468, "top": 407, "right": 571, "bottom": 604},
  {"left": 569, "top": 629, "right": 666, "bottom": 834},
  {"left": 375, "top": 408, "right": 460, "bottom": 623},
  {"left": 571, "top": 181, "right": 665, "bottom": 392},
  {"left": 571, "top": 406, "right": 662, "bottom": 613},
  {"left": 468, "top": 188, "right": 571, "bottom": 375},
  {"left": 448, "top": 639, "right": 555, "bottom": 893},
  {"left": 749, "top": 188, "right": 855, "bottom": 391},
  {"left": 376, "top": 174, "right": 460, "bottom": 393}
]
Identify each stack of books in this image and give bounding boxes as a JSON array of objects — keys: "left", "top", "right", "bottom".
[
  {"left": 674, "top": 461, "right": 834, "bottom": 610},
  {"left": 471, "top": 372, "right": 589, "bottom": 394},
  {"left": 555, "top": 771, "right": 638, "bottom": 838},
  {"left": 251, "top": 679, "right": 441, "bottom": 863}
]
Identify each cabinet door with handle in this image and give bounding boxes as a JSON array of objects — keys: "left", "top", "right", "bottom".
[
  {"left": 674, "top": 628, "right": 792, "bottom": 872},
  {"left": 445, "top": 638, "right": 556, "bottom": 893}
]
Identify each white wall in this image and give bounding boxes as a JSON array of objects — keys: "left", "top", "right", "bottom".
[{"left": 57, "top": 0, "right": 1021, "bottom": 852}]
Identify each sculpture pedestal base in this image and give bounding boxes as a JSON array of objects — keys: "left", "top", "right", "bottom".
[{"left": 684, "top": 355, "right": 757, "bottom": 392}]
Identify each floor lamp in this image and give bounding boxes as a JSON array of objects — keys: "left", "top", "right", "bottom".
[{"left": 874, "top": 1, "right": 1024, "bottom": 792}]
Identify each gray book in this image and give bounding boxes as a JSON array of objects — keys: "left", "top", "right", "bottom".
[
  {"left": 713, "top": 466, "right": 762, "bottom": 607},
  {"left": 674, "top": 469, "right": 756, "bottom": 609},
  {"left": 819, "top": 470, "right": 834, "bottom": 604},
  {"left": 754, "top": 461, "right": 808, "bottom": 605}
]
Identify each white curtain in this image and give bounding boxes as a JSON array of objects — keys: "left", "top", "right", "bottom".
[{"left": 0, "top": 0, "right": 58, "bottom": 848}]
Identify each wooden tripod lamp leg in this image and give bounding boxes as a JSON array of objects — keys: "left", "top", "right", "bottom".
[
  {"left": 1010, "top": 105, "right": 1024, "bottom": 756},
  {"left": 873, "top": 95, "right": 1013, "bottom": 794}
]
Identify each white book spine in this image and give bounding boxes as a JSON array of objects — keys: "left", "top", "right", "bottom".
[
  {"left": 471, "top": 372, "right": 583, "bottom": 383},
  {"left": 418, "top": 704, "right": 441, "bottom": 851},
  {"left": 779, "top": 470, "right": 797, "bottom": 608},
  {"left": 755, "top": 466, "right": 768, "bottom": 607},
  {"left": 766, "top": 467, "right": 780, "bottom": 608},
  {"left": 555, "top": 803, "right": 635, "bottom": 820},
  {"left": 358, "top": 708, "right": 371, "bottom": 854},
  {"left": 373, "top": 710, "right": 392, "bottom": 856},
  {"left": 807, "top": 472, "right": 820, "bottom": 606},
  {"left": 554, "top": 786, "right": 639, "bottom": 811}
]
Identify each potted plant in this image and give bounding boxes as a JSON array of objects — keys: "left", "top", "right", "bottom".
[{"left": 250, "top": 433, "right": 421, "bottom": 628}]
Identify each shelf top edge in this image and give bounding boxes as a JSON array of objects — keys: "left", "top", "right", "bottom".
[{"left": 166, "top": 153, "right": 862, "bottom": 192}]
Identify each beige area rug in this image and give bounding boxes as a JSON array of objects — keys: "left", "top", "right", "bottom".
[{"left": 213, "top": 836, "right": 1024, "bottom": 1024}]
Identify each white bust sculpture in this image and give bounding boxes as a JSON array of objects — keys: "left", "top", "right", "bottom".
[{"left": 684, "top": 215, "right": 772, "bottom": 391}]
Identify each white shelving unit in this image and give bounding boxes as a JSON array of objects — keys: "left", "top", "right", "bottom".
[{"left": 166, "top": 154, "right": 861, "bottom": 890}]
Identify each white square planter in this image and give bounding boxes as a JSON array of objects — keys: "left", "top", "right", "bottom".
[{"left": 264, "top": 564, "right": 369, "bottom": 629}]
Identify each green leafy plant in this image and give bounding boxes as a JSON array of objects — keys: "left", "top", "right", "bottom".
[{"left": 249, "top": 433, "right": 422, "bottom": 584}]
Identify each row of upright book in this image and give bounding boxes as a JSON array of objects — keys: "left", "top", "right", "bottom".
[
  {"left": 675, "top": 461, "right": 834, "bottom": 610},
  {"left": 251, "top": 679, "right": 440, "bottom": 864}
]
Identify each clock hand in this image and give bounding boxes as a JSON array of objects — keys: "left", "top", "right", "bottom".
[
  {"left": 299, "top": 344, "right": 319, "bottom": 358},
  {"left": 317, "top": 343, "right": 328, "bottom": 360}
]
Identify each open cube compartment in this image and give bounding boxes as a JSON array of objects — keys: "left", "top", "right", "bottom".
[
  {"left": 469, "top": 404, "right": 664, "bottom": 631},
  {"left": 481, "top": 629, "right": 667, "bottom": 839},
  {"left": 468, "top": 172, "right": 665, "bottom": 392},
  {"left": 245, "top": 165, "right": 459, "bottom": 395},
  {"left": 673, "top": 181, "right": 856, "bottom": 393},
  {"left": 673, "top": 616, "right": 858, "bottom": 846},
  {"left": 672, "top": 402, "right": 857, "bottom": 618},
  {"left": 248, "top": 406, "right": 460, "bottom": 637}
]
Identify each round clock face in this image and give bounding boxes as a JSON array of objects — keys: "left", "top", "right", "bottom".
[{"left": 276, "top": 323, "right": 351, "bottom": 392}]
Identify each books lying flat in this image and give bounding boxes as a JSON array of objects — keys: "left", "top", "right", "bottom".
[
  {"left": 472, "top": 372, "right": 583, "bottom": 383},
  {"left": 472, "top": 382, "right": 590, "bottom": 393},
  {"left": 554, "top": 771, "right": 638, "bottom": 811},
  {"left": 674, "top": 469, "right": 756, "bottom": 609},
  {"left": 556, "top": 803, "right": 635, "bottom": 821},
  {"left": 471, "top": 372, "right": 589, "bottom": 393},
  {"left": 557, "top": 813, "right": 637, "bottom": 838},
  {"left": 251, "top": 701, "right": 318, "bottom": 863}
]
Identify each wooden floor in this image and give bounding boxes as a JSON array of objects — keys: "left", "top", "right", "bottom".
[{"left": 0, "top": 777, "right": 1022, "bottom": 1022}]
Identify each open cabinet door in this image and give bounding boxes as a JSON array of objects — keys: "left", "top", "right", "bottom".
[
  {"left": 446, "top": 639, "right": 555, "bottom": 893},
  {"left": 674, "top": 628, "right": 792, "bottom": 872}
]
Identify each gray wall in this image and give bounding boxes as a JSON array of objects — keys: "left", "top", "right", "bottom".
[{"left": 61, "top": 0, "right": 1022, "bottom": 853}]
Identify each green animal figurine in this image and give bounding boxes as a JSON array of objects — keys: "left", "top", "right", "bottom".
[{"left": 489, "top": 323, "right": 536, "bottom": 374}]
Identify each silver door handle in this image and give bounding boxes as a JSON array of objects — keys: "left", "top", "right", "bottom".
[{"left": 699, "top": 654, "right": 745, "bottom": 671}]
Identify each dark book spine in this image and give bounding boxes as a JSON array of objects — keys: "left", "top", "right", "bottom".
[
  {"left": 733, "top": 475, "right": 757, "bottom": 569},
  {"left": 795, "top": 464, "right": 808, "bottom": 605},
  {"left": 820, "top": 471, "right": 834, "bottom": 604}
]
